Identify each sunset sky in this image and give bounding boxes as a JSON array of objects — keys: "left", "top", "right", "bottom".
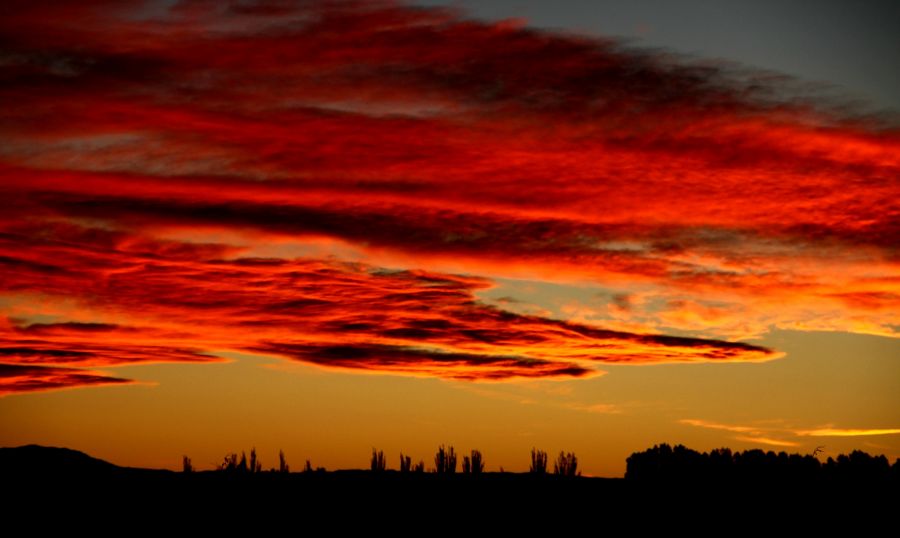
[{"left": 1, "top": 0, "right": 898, "bottom": 476}]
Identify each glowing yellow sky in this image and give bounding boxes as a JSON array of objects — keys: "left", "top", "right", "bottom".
[{"left": 3, "top": 311, "right": 897, "bottom": 476}]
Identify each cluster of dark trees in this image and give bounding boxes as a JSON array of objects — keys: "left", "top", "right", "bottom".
[
  {"left": 204, "top": 447, "right": 322, "bottom": 474},
  {"left": 529, "top": 447, "right": 579, "bottom": 476},
  {"left": 368, "top": 445, "right": 575, "bottom": 475},
  {"left": 626, "top": 443, "right": 900, "bottom": 482}
]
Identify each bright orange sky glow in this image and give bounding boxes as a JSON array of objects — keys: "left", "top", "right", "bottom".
[{"left": 1, "top": 0, "right": 898, "bottom": 476}]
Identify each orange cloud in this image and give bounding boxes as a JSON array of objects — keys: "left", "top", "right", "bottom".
[
  {"left": 0, "top": 363, "right": 132, "bottom": 395},
  {"left": 0, "top": 220, "right": 776, "bottom": 393}
]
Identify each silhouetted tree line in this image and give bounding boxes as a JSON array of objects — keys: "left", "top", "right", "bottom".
[
  {"left": 399, "top": 452, "right": 425, "bottom": 473},
  {"left": 203, "top": 445, "right": 578, "bottom": 475},
  {"left": 194, "top": 443, "right": 897, "bottom": 481},
  {"left": 212, "top": 448, "right": 313, "bottom": 474},
  {"left": 626, "top": 443, "right": 900, "bottom": 482}
]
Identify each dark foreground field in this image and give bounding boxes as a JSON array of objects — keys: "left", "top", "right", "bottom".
[
  {"left": 3, "top": 444, "right": 898, "bottom": 530},
  {"left": 0, "top": 446, "right": 900, "bottom": 536}
]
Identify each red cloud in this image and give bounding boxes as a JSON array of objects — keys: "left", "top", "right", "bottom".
[{"left": 0, "top": 1, "right": 895, "bottom": 391}]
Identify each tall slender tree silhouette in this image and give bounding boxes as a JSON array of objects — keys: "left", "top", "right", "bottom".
[
  {"left": 462, "top": 450, "right": 484, "bottom": 474},
  {"left": 219, "top": 453, "right": 240, "bottom": 472},
  {"left": 371, "top": 448, "right": 386, "bottom": 472},
  {"left": 278, "top": 450, "right": 289, "bottom": 473},
  {"left": 249, "top": 447, "right": 262, "bottom": 473},
  {"left": 434, "top": 445, "right": 457, "bottom": 474},
  {"left": 400, "top": 452, "right": 412, "bottom": 473},
  {"left": 553, "top": 451, "right": 579, "bottom": 476},
  {"left": 530, "top": 448, "right": 548, "bottom": 474}
]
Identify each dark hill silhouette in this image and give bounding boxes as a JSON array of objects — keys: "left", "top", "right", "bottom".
[{"left": 0, "top": 445, "right": 120, "bottom": 476}]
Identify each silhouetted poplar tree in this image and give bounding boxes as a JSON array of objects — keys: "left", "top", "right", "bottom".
[
  {"left": 553, "top": 451, "right": 578, "bottom": 476},
  {"left": 463, "top": 450, "right": 484, "bottom": 474},
  {"left": 400, "top": 453, "right": 412, "bottom": 473},
  {"left": 434, "top": 445, "right": 457, "bottom": 474},
  {"left": 530, "top": 448, "right": 548, "bottom": 474},
  {"left": 371, "top": 448, "right": 386, "bottom": 472}
]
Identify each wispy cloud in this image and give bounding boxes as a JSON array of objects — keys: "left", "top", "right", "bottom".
[
  {"left": 682, "top": 418, "right": 900, "bottom": 447},
  {"left": 793, "top": 428, "right": 900, "bottom": 437},
  {"left": 560, "top": 402, "right": 622, "bottom": 415},
  {"left": 680, "top": 418, "right": 801, "bottom": 447},
  {"left": 732, "top": 436, "right": 800, "bottom": 448},
  {"left": 679, "top": 418, "right": 757, "bottom": 433}
]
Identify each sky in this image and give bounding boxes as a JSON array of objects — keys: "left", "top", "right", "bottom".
[{"left": 0, "top": 0, "right": 898, "bottom": 476}]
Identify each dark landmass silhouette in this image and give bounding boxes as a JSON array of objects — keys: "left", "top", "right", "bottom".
[
  {"left": 3, "top": 443, "right": 897, "bottom": 520},
  {"left": 7, "top": 442, "right": 897, "bottom": 481},
  {"left": 1, "top": 444, "right": 119, "bottom": 475}
]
